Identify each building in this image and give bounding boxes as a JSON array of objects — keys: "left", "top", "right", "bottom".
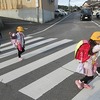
[
  {"left": 82, "top": 0, "right": 100, "bottom": 8},
  {"left": 0, "top": 0, "right": 57, "bottom": 23},
  {"left": 54, "top": 0, "right": 58, "bottom": 9},
  {"left": 82, "top": 0, "right": 100, "bottom": 15}
]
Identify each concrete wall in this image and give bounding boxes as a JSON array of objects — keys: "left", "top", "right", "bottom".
[
  {"left": 43, "top": 9, "right": 54, "bottom": 22},
  {"left": 0, "top": 0, "right": 56, "bottom": 23},
  {"left": 40, "top": 0, "right": 55, "bottom": 23},
  {"left": 55, "top": 0, "right": 58, "bottom": 9},
  {"left": 0, "top": 8, "right": 54, "bottom": 23},
  {"left": 0, "top": 8, "right": 39, "bottom": 22}
]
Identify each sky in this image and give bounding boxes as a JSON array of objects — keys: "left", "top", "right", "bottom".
[{"left": 58, "top": 0, "right": 87, "bottom": 6}]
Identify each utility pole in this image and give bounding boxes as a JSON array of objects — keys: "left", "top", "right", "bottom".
[
  {"left": 68, "top": 0, "right": 71, "bottom": 12},
  {"left": 36, "top": 0, "right": 39, "bottom": 23}
]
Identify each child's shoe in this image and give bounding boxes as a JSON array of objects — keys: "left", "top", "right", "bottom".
[
  {"left": 19, "top": 57, "right": 23, "bottom": 61},
  {"left": 83, "top": 84, "right": 92, "bottom": 89},
  {"left": 75, "top": 80, "right": 83, "bottom": 89}
]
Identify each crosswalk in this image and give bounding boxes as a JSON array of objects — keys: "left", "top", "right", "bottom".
[{"left": 0, "top": 36, "right": 98, "bottom": 100}]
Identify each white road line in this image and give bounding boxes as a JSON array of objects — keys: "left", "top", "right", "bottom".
[
  {"left": 1, "top": 38, "right": 68, "bottom": 69},
  {"left": 19, "top": 65, "right": 74, "bottom": 100},
  {"left": 92, "top": 21, "right": 100, "bottom": 27},
  {"left": 0, "top": 38, "right": 56, "bottom": 69},
  {"left": 62, "top": 60, "right": 79, "bottom": 72},
  {"left": 19, "top": 60, "right": 78, "bottom": 100},
  {"left": 1, "top": 36, "right": 32, "bottom": 48},
  {"left": 0, "top": 44, "right": 76, "bottom": 83},
  {"left": 28, "top": 15, "right": 71, "bottom": 36},
  {"left": 23, "top": 39, "right": 72, "bottom": 59},
  {"left": 1, "top": 37, "right": 44, "bottom": 51},
  {"left": 0, "top": 37, "right": 53, "bottom": 59}
]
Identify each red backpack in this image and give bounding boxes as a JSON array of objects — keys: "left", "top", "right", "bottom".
[{"left": 74, "top": 40, "right": 90, "bottom": 63}]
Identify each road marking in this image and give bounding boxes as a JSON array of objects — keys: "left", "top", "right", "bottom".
[
  {"left": 1, "top": 36, "right": 32, "bottom": 48},
  {"left": 0, "top": 39, "right": 60, "bottom": 69},
  {"left": 1, "top": 37, "right": 44, "bottom": 51},
  {"left": 0, "top": 39, "right": 70, "bottom": 69},
  {"left": 0, "top": 44, "right": 76, "bottom": 83},
  {"left": 19, "top": 65, "right": 74, "bottom": 100},
  {"left": 92, "top": 21, "right": 100, "bottom": 27},
  {"left": 0, "top": 37, "right": 54, "bottom": 59},
  {"left": 62, "top": 59, "right": 79, "bottom": 72},
  {"left": 19, "top": 60, "right": 78, "bottom": 100},
  {"left": 23, "top": 39, "right": 72, "bottom": 59},
  {"left": 28, "top": 15, "right": 71, "bottom": 36}
]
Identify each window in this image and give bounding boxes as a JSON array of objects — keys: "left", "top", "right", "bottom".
[
  {"left": 26, "top": 0, "right": 31, "bottom": 2},
  {"left": 51, "top": 0, "right": 54, "bottom": 2},
  {"left": 49, "top": 0, "right": 54, "bottom": 3}
]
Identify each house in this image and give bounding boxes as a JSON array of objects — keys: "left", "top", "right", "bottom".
[
  {"left": 82, "top": 0, "right": 100, "bottom": 15},
  {"left": 0, "top": 0, "right": 58, "bottom": 23},
  {"left": 82, "top": 0, "right": 100, "bottom": 9}
]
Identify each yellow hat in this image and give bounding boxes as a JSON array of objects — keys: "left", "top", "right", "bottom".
[
  {"left": 90, "top": 31, "right": 100, "bottom": 40},
  {"left": 16, "top": 26, "right": 24, "bottom": 32}
]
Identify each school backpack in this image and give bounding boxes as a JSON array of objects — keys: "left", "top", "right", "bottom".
[
  {"left": 74, "top": 40, "right": 91, "bottom": 63},
  {"left": 11, "top": 33, "right": 17, "bottom": 39}
]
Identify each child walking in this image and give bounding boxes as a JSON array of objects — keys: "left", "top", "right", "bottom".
[
  {"left": 9, "top": 26, "right": 25, "bottom": 61},
  {"left": 75, "top": 31, "right": 100, "bottom": 89},
  {"left": 16, "top": 26, "right": 25, "bottom": 61}
]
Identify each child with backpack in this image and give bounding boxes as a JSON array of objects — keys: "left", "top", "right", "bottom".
[
  {"left": 16, "top": 26, "right": 25, "bottom": 61},
  {"left": 9, "top": 26, "right": 25, "bottom": 61},
  {"left": 75, "top": 31, "right": 100, "bottom": 89}
]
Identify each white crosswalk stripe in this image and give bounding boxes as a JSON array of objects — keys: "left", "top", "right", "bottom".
[
  {"left": 0, "top": 43, "right": 76, "bottom": 83},
  {"left": 1, "top": 38, "right": 31, "bottom": 51},
  {"left": 0, "top": 36, "right": 32, "bottom": 48},
  {"left": 19, "top": 60, "right": 77, "bottom": 100},
  {"left": 0, "top": 37, "right": 45, "bottom": 59},
  {"left": 0, "top": 39, "right": 71, "bottom": 69},
  {"left": 1, "top": 36, "right": 95, "bottom": 100}
]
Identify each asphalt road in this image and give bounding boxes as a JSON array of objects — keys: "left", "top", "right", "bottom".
[
  {"left": 1, "top": 12, "right": 100, "bottom": 42},
  {"left": 0, "top": 12, "right": 100, "bottom": 100},
  {"left": 0, "top": 16, "right": 62, "bottom": 43}
]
